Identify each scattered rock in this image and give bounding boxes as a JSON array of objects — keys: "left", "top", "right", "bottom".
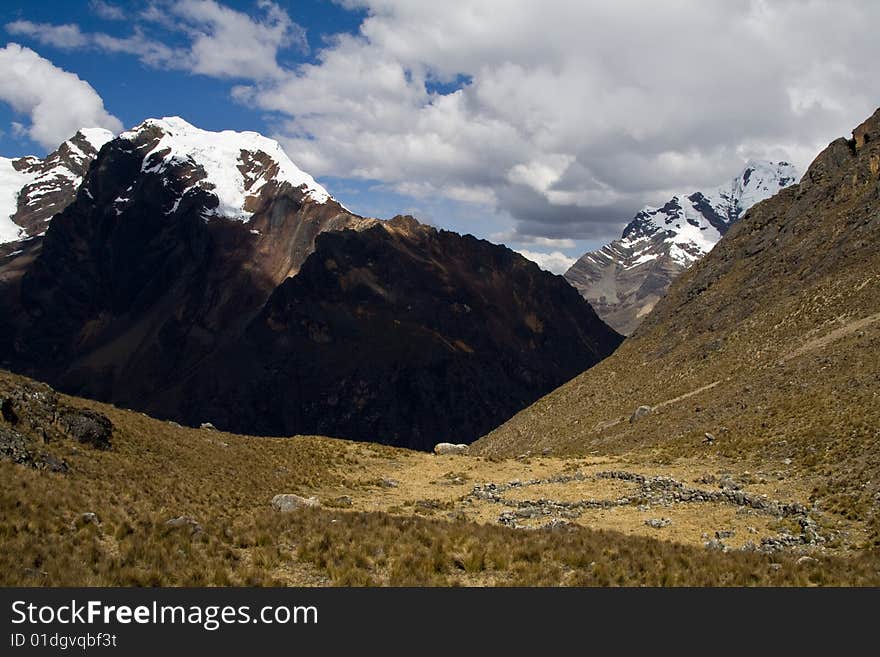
[
  {"left": 544, "top": 518, "right": 574, "bottom": 530},
  {"left": 380, "top": 478, "right": 399, "bottom": 488},
  {"left": 645, "top": 518, "right": 672, "bottom": 528},
  {"left": 715, "top": 529, "right": 736, "bottom": 539},
  {"left": 433, "top": 442, "right": 468, "bottom": 455},
  {"left": 57, "top": 409, "right": 113, "bottom": 450},
  {"left": 200, "top": 422, "right": 217, "bottom": 431},
  {"left": 629, "top": 405, "right": 652, "bottom": 423},
  {"left": 165, "top": 516, "right": 202, "bottom": 534},
  {"left": 719, "top": 476, "right": 742, "bottom": 491},
  {"left": 703, "top": 432, "right": 716, "bottom": 444},
  {"left": 326, "top": 495, "right": 353, "bottom": 508},
  {"left": 704, "top": 539, "right": 727, "bottom": 551},
  {"left": 271, "top": 493, "right": 320, "bottom": 512},
  {"left": 79, "top": 512, "right": 99, "bottom": 525},
  {"left": 796, "top": 555, "right": 818, "bottom": 566},
  {"left": 0, "top": 426, "right": 68, "bottom": 471},
  {"left": 38, "top": 453, "right": 69, "bottom": 473}
]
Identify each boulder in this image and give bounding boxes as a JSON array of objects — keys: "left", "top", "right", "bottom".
[
  {"left": 629, "top": 405, "right": 652, "bottom": 422},
  {"left": 433, "top": 442, "right": 469, "bottom": 455},
  {"left": 271, "top": 494, "right": 320, "bottom": 512},
  {"left": 74, "top": 512, "right": 100, "bottom": 528},
  {"left": 165, "top": 516, "right": 203, "bottom": 534},
  {"left": 57, "top": 408, "right": 112, "bottom": 450}
]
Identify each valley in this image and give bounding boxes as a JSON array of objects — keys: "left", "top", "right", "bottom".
[
  {"left": 1, "top": 101, "right": 878, "bottom": 588},
  {"left": 2, "top": 368, "right": 877, "bottom": 587}
]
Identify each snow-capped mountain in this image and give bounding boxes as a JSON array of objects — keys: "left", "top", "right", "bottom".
[
  {"left": 0, "top": 116, "right": 620, "bottom": 451},
  {"left": 0, "top": 128, "right": 113, "bottom": 246},
  {"left": 118, "top": 117, "right": 332, "bottom": 221},
  {"left": 565, "top": 160, "right": 799, "bottom": 334}
]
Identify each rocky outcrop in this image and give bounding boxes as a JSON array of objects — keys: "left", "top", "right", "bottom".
[
  {"left": 57, "top": 408, "right": 112, "bottom": 450},
  {"left": 0, "top": 374, "right": 114, "bottom": 470}
]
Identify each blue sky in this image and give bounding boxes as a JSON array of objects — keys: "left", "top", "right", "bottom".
[
  {"left": 0, "top": 1, "right": 366, "bottom": 154},
  {"left": 2, "top": 1, "right": 878, "bottom": 272},
  {"left": 0, "top": 0, "right": 549, "bottom": 263}
]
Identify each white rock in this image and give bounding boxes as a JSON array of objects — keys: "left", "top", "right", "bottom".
[
  {"left": 271, "top": 494, "right": 320, "bottom": 512},
  {"left": 433, "top": 442, "right": 469, "bottom": 455}
]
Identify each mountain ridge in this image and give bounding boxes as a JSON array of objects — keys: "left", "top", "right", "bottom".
[
  {"left": 0, "top": 127, "right": 114, "bottom": 249},
  {"left": 0, "top": 116, "right": 621, "bottom": 450},
  {"left": 565, "top": 160, "right": 798, "bottom": 334},
  {"left": 474, "top": 108, "right": 880, "bottom": 544}
]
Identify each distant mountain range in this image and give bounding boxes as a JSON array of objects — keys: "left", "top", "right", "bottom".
[
  {"left": 0, "top": 117, "right": 620, "bottom": 450},
  {"left": 565, "top": 160, "right": 798, "bottom": 334}
]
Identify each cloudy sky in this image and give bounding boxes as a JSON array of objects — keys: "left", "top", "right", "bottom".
[{"left": 1, "top": 1, "right": 878, "bottom": 272}]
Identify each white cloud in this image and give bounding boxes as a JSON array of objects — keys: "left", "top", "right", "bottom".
[
  {"left": 90, "top": 1, "right": 126, "bottom": 21},
  {"left": 515, "top": 249, "right": 576, "bottom": 274},
  {"left": 8, "top": 1, "right": 880, "bottom": 246},
  {"left": 233, "top": 0, "right": 880, "bottom": 242},
  {"left": 6, "top": 21, "right": 89, "bottom": 48},
  {"left": 0, "top": 43, "right": 122, "bottom": 149},
  {"left": 507, "top": 154, "right": 575, "bottom": 194},
  {"left": 490, "top": 232, "right": 575, "bottom": 249},
  {"left": 6, "top": 1, "right": 307, "bottom": 81},
  {"left": 159, "top": 0, "right": 308, "bottom": 80}
]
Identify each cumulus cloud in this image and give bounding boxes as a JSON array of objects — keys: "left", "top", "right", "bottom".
[
  {"left": 234, "top": 0, "right": 880, "bottom": 242},
  {"left": 153, "top": 0, "right": 308, "bottom": 80},
  {"left": 515, "top": 249, "right": 576, "bottom": 275},
  {"left": 8, "top": 1, "right": 880, "bottom": 245},
  {"left": 0, "top": 43, "right": 122, "bottom": 149}
]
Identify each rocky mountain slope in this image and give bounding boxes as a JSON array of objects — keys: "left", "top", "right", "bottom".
[
  {"left": 0, "top": 128, "right": 113, "bottom": 252},
  {"left": 476, "top": 109, "right": 880, "bottom": 545},
  {"left": 565, "top": 161, "right": 798, "bottom": 334},
  {"left": 0, "top": 117, "right": 621, "bottom": 450}
]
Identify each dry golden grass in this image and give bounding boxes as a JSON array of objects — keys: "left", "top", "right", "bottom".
[{"left": 2, "top": 367, "right": 879, "bottom": 586}]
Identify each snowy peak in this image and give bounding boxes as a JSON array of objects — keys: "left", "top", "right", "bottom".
[
  {"left": 119, "top": 116, "right": 331, "bottom": 221},
  {"left": 619, "top": 160, "right": 799, "bottom": 267},
  {"left": 564, "top": 160, "right": 799, "bottom": 334},
  {"left": 1, "top": 127, "right": 115, "bottom": 244},
  {"left": 715, "top": 159, "right": 798, "bottom": 223}
]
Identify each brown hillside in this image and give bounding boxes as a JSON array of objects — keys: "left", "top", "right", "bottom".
[{"left": 474, "top": 109, "right": 880, "bottom": 542}]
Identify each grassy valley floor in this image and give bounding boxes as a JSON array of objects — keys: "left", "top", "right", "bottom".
[{"left": 1, "top": 370, "right": 878, "bottom": 586}]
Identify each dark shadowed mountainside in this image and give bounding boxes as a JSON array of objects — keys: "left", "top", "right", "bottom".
[{"left": 0, "top": 117, "right": 621, "bottom": 450}]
